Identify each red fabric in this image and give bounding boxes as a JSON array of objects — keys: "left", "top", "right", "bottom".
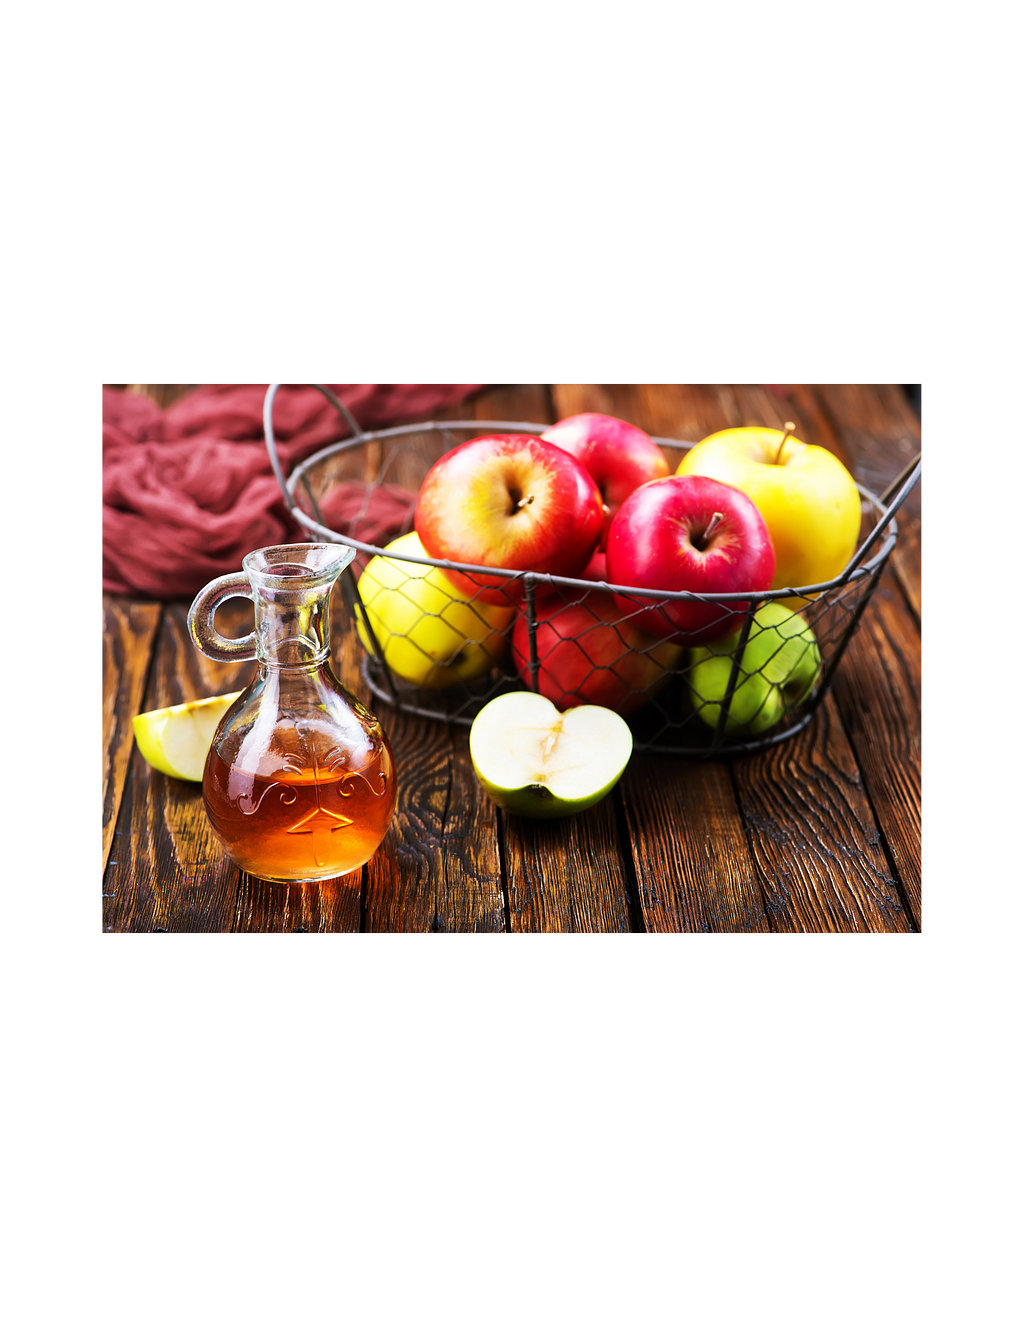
[{"left": 103, "top": 384, "right": 483, "bottom": 599}]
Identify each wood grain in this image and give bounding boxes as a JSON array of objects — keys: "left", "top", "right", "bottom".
[
  {"left": 815, "top": 383, "right": 921, "bottom": 621},
  {"left": 503, "top": 796, "right": 635, "bottom": 933},
  {"left": 829, "top": 584, "right": 922, "bottom": 927},
  {"left": 618, "top": 756, "right": 771, "bottom": 932},
  {"left": 104, "top": 764, "right": 240, "bottom": 932},
  {"left": 731, "top": 698, "right": 912, "bottom": 932},
  {"left": 363, "top": 713, "right": 506, "bottom": 933},
  {"left": 102, "top": 595, "right": 161, "bottom": 871}
]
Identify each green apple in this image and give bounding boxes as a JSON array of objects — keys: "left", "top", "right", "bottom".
[
  {"left": 688, "top": 601, "right": 821, "bottom": 736},
  {"left": 469, "top": 691, "right": 633, "bottom": 818},
  {"left": 357, "top": 532, "right": 515, "bottom": 688}
]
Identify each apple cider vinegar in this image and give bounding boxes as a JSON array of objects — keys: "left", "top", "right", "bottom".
[
  {"left": 188, "top": 544, "right": 397, "bottom": 883},
  {"left": 203, "top": 728, "right": 395, "bottom": 881}
]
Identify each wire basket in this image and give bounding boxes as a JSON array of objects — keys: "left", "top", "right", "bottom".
[{"left": 264, "top": 384, "right": 921, "bottom": 758}]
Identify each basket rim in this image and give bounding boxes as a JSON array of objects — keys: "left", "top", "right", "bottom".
[{"left": 282, "top": 418, "right": 899, "bottom": 603}]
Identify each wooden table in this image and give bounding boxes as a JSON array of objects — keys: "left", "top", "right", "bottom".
[{"left": 102, "top": 384, "right": 921, "bottom": 933}]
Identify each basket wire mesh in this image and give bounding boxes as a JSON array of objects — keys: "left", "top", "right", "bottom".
[{"left": 264, "top": 384, "right": 920, "bottom": 758}]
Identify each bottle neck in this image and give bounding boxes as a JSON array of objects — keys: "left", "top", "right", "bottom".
[{"left": 253, "top": 587, "right": 333, "bottom": 668}]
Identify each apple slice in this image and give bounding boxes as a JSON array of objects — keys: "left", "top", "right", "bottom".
[
  {"left": 133, "top": 692, "right": 242, "bottom": 781},
  {"left": 469, "top": 691, "right": 633, "bottom": 818}
]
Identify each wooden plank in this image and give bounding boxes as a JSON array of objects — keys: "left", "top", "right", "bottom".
[
  {"left": 553, "top": 382, "right": 742, "bottom": 445},
  {"left": 232, "top": 865, "right": 362, "bottom": 933},
  {"left": 473, "top": 382, "right": 552, "bottom": 429},
  {"left": 549, "top": 383, "right": 615, "bottom": 420},
  {"left": 618, "top": 756, "right": 771, "bottom": 932},
  {"left": 504, "top": 797, "right": 635, "bottom": 933},
  {"left": 102, "top": 595, "right": 161, "bottom": 871},
  {"left": 829, "top": 579, "right": 922, "bottom": 927},
  {"left": 363, "top": 712, "right": 506, "bottom": 933},
  {"left": 104, "top": 757, "right": 242, "bottom": 932},
  {"left": 797, "top": 383, "right": 921, "bottom": 924},
  {"left": 103, "top": 600, "right": 255, "bottom": 932},
  {"left": 730, "top": 698, "right": 912, "bottom": 932},
  {"left": 606, "top": 382, "right": 743, "bottom": 446},
  {"left": 815, "top": 383, "right": 921, "bottom": 620}
]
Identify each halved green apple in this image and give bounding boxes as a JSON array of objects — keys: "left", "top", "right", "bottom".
[{"left": 469, "top": 691, "right": 633, "bottom": 818}]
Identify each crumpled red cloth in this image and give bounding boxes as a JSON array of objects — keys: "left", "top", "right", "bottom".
[{"left": 103, "top": 384, "right": 483, "bottom": 599}]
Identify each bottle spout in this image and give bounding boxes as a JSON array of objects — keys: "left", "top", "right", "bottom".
[{"left": 243, "top": 543, "right": 357, "bottom": 591}]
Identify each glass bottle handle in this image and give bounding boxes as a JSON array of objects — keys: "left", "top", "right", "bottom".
[{"left": 187, "top": 572, "right": 258, "bottom": 662}]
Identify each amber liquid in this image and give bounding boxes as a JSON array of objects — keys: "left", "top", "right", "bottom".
[{"left": 203, "top": 729, "right": 396, "bottom": 882}]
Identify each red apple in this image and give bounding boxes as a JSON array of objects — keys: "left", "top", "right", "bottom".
[
  {"left": 542, "top": 412, "right": 670, "bottom": 549},
  {"left": 580, "top": 549, "right": 607, "bottom": 582},
  {"left": 535, "top": 546, "right": 607, "bottom": 599},
  {"left": 605, "top": 475, "right": 775, "bottom": 644},
  {"left": 415, "top": 434, "right": 604, "bottom": 605},
  {"left": 512, "top": 587, "right": 684, "bottom": 714}
]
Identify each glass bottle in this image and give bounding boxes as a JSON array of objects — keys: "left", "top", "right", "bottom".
[{"left": 188, "top": 542, "right": 396, "bottom": 882}]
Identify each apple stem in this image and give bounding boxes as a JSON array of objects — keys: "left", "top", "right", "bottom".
[
  {"left": 694, "top": 511, "right": 724, "bottom": 550},
  {"left": 516, "top": 494, "right": 535, "bottom": 511},
  {"left": 774, "top": 422, "right": 797, "bottom": 464}
]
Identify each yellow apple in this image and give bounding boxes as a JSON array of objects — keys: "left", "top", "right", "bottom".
[
  {"left": 133, "top": 691, "right": 242, "bottom": 781},
  {"left": 675, "top": 427, "right": 861, "bottom": 590},
  {"left": 356, "top": 532, "right": 515, "bottom": 688}
]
